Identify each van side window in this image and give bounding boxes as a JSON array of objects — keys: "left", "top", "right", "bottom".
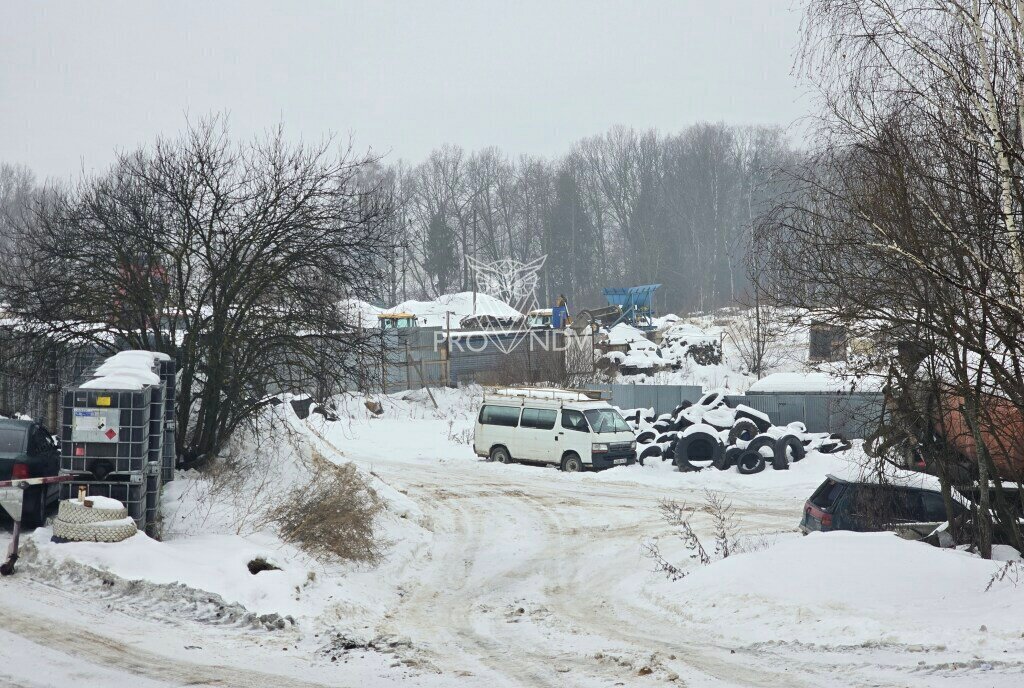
[
  {"left": 521, "top": 408, "right": 556, "bottom": 430},
  {"left": 561, "top": 410, "right": 588, "bottom": 432},
  {"left": 479, "top": 405, "right": 521, "bottom": 427}
]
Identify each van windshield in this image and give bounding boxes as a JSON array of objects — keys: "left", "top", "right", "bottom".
[{"left": 583, "top": 409, "right": 630, "bottom": 434}]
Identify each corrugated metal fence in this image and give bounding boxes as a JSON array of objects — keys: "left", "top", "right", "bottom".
[
  {"left": 379, "top": 327, "right": 449, "bottom": 393},
  {"left": 593, "top": 383, "right": 704, "bottom": 416},
  {"left": 377, "top": 327, "right": 571, "bottom": 392}
]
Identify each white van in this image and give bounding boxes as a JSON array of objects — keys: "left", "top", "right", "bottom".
[{"left": 473, "top": 388, "right": 637, "bottom": 472}]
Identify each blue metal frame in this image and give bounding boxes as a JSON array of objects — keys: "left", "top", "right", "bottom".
[{"left": 602, "top": 284, "right": 661, "bottom": 329}]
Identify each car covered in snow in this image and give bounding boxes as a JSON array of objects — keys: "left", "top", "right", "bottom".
[
  {"left": 474, "top": 388, "right": 637, "bottom": 471},
  {"left": 0, "top": 418, "right": 60, "bottom": 527},
  {"left": 800, "top": 474, "right": 967, "bottom": 537}
]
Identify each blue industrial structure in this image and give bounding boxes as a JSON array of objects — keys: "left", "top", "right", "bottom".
[{"left": 602, "top": 284, "right": 661, "bottom": 329}]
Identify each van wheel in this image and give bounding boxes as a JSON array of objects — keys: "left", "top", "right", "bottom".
[
  {"left": 561, "top": 453, "right": 583, "bottom": 472},
  {"left": 491, "top": 446, "right": 513, "bottom": 464}
]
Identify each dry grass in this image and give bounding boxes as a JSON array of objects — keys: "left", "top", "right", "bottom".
[{"left": 271, "top": 458, "right": 384, "bottom": 565}]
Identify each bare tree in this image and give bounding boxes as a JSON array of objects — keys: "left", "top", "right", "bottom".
[{"left": 0, "top": 118, "right": 394, "bottom": 465}]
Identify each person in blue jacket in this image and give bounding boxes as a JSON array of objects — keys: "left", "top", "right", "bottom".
[{"left": 551, "top": 294, "right": 571, "bottom": 329}]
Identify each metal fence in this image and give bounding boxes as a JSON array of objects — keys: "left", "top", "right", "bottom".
[
  {"left": 733, "top": 392, "right": 885, "bottom": 438},
  {"left": 594, "top": 383, "right": 704, "bottom": 416},
  {"left": 378, "top": 327, "right": 449, "bottom": 393},
  {"left": 447, "top": 330, "right": 565, "bottom": 386}
]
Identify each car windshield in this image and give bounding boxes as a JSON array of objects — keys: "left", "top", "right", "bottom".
[{"left": 583, "top": 408, "right": 630, "bottom": 434}]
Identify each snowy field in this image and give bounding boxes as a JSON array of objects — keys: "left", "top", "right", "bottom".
[{"left": 2, "top": 386, "right": 1022, "bottom": 687}]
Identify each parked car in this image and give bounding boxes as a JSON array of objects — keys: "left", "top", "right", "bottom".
[
  {"left": 800, "top": 474, "right": 968, "bottom": 536},
  {"left": 474, "top": 388, "right": 637, "bottom": 471},
  {"left": 0, "top": 418, "right": 60, "bottom": 528}
]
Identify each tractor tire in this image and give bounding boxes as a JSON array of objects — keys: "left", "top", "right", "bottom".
[
  {"left": 746, "top": 434, "right": 777, "bottom": 457},
  {"left": 735, "top": 406, "right": 772, "bottom": 434},
  {"left": 676, "top": 430, "right": 724, "bottom": 466},
  {"left": 774, "top": 434, "right": 806, "bottom": 469},
  {"left": 727, "top": 419, "right": 759, "bottom": 445}
]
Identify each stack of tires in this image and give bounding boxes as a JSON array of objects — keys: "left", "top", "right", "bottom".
[
  {"left": 624, "top": 392, "right": 851, "bottom": 474},
  {"left": 51, "top": 496, "right": 138, "bottom": 543}
]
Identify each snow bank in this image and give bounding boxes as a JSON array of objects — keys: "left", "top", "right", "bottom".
[{"left": 661, "top": 532, "right": 1024, "bottom": 649}]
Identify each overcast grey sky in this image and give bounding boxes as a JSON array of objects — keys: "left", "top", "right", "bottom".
[{"left": 0, "top": 1, "right": 807, "bottom": 180}]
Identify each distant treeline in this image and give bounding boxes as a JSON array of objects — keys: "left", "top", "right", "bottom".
[{"left": 369, "top": 123, "right": 796, "bottom": 314}]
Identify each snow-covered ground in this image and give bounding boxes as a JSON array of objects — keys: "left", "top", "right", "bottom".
[{"left": 2, "top": 386, "right": 1022, "bottom": 687}]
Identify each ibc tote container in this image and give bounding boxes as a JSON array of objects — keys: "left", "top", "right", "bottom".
[{"left": 60, "top": 385, "right": 152, "bottom": 478}]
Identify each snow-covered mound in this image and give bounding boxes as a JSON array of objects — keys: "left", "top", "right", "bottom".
[
  {"left": 388, "top": 292, "right": 521, "bottom": 328},
  {"left": 342, "top": 292, "right": 522, "bottom": 329},
  {"left": 662, "top": 532, "right": 1024, "bottom": 649}
]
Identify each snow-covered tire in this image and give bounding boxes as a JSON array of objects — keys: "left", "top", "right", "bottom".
[
  {"left": 636, "top": 430, "right": 656, "bottom": 445},
  {"left": 714, "top": 445, "right": 741, "bottom": 471},
  {"left": 671, "top": 401, "right": 692, "bottom": 416},
  {"left": 727, "top": 419, "right": 759, "bottom": 445},
  {"left": 745, "top": 434, "right": 777, "bottom": 457},
  {"left": 639, "top": 444, "right": 662, "bottom": 461},
  {"left": 696, "top": 391, "right": 725, "bottom": 408},
  {"left": 56, "top": 499, "right": 129, "bottom": 525},
  {"left": 673, "top": 415, "right": 695, "bottom": 432},
  {"left": 52, "top": 516, "right": 137, "bottom": 543},
  {"left": 676, "top": 430, "right": 724, "bottom": 466},
  {"left": 735, "top": 405, "right": 772, "bottom": 434},
  {"left": 653, "top": 420, "right": 673, "bottom": 434},
  {"left": 736, "top": 449, "right": 767, "bottom": 475},
  {"left": 656, "top": 432, "right": 677, "bottom": 444},
  {"left": 774, "top": 434, "right": 806, "bottom": 469}
]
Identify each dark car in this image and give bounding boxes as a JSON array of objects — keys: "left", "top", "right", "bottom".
[
  {"left": 800, "top": 474, "right": 967, "bottom": 536},
  {"left": 0, "top": 418, "right": 60, "bottom": 527}
]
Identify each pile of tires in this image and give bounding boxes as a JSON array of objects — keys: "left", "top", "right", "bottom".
[
  {"left": 624, "top": 396, "right": 851, "bottom": 474},
  {"left": 51, "top": 498, "right": 138, "bottom": 543}
]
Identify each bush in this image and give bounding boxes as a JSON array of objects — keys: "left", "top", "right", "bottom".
[{"left": 271, "top": 461, "right": 384, "bottom": 565}]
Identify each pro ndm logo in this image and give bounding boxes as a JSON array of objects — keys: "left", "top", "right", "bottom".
[{"left": 465, "top": 254, "right": 546, "bottom": 354}]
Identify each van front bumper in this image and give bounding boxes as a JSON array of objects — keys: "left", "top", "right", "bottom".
[{"left": 589, "top": 452, "right": 637, "bottom": 470}]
